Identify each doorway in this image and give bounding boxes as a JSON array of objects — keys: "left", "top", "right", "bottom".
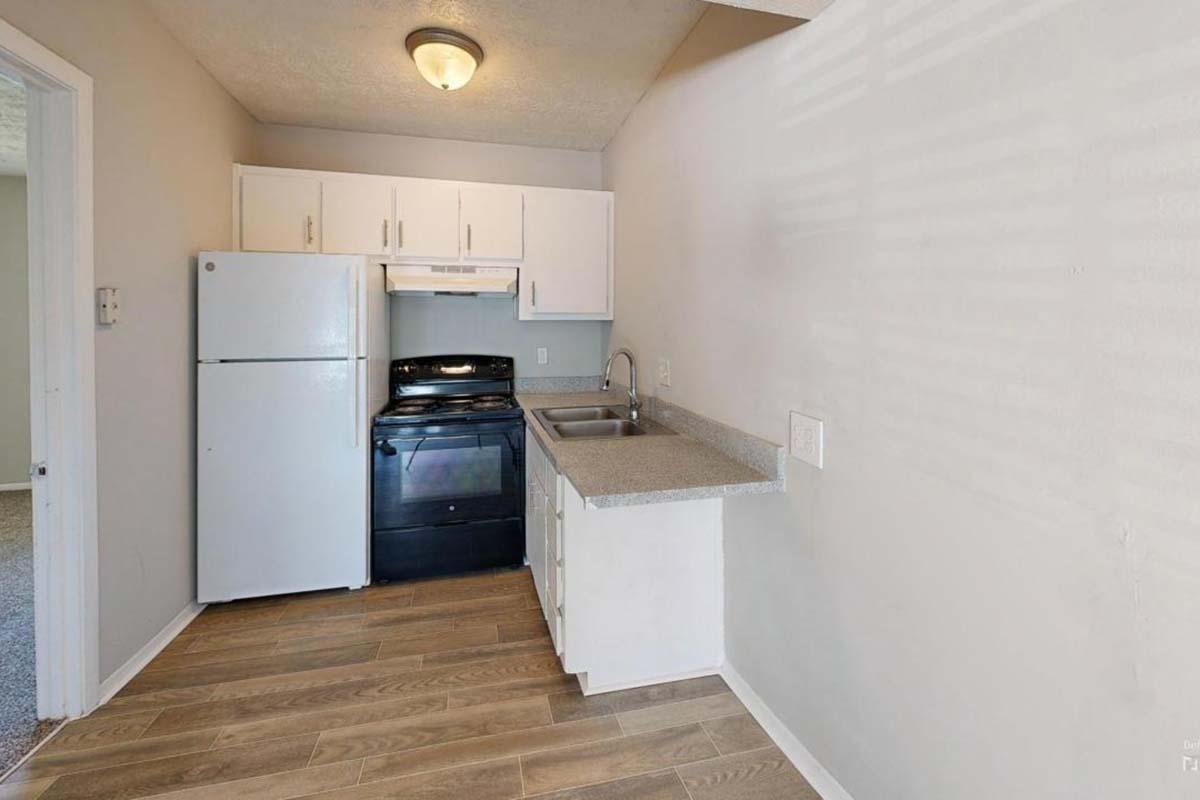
[
  {"left": 0, "top": 70, "right": 57, "bottom": 773},
  {"left": 0, "top": 15, "right": 98, "bottom": 774}
]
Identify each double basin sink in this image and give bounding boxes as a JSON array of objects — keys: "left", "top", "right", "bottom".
[{"left": 532, "top": 405, "right": 675, "bottom": 441}]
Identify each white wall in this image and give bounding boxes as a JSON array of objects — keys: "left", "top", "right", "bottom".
[
  {"left": 0, "top": 175, "right": 28, "bottom": 486},
  {"left": 256, "top": 123, "right": 610, "bottom": 378},
  {"left": 0, "top": 0, "right": 257, "bottom": 679},
  {"left": 604, "top": 3, "right": 1200, "bottom": 798}
]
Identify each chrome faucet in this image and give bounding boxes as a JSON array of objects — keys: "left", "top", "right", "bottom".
[{"left": 602, "top": 348, "right": 641, "bottom": 421}]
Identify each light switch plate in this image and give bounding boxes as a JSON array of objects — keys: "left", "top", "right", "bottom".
[
  {"left": 536, "top": 347, "right": 549, "bottom": 365},
  {"left": 657, "top": 357, "right": 671, "bottom": 387},
  {"left": 97, "top": 287, "right": 120, "bottom": 325},
  {"left": 789, "top": 411, "right": 823, "bottom": 469}
]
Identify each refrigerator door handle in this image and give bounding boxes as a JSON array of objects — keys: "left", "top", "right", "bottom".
[
  {"left": 347, "top": 267, "right": 359, "bottom": 360},
  {"left": 351, "top": 358, "right": 360, "bottom": 448},
  {"left": 348, "top": 265, "right": 360, "bottom": 448}
]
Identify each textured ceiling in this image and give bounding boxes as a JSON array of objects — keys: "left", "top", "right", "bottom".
[
  {"left": 145, "top": 0, "right": 712, "bottom": 151},
  {"left": 0, "top": 73, "right": 25, "bottom": 176}
]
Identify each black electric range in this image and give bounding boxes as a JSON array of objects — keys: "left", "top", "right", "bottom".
[{"left": 371, "top": 355, "right": 525, "bottom": 582}]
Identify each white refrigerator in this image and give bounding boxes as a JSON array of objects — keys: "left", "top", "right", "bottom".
[{"left": 197, "top": 251, "right": 389, "bottom": 603}]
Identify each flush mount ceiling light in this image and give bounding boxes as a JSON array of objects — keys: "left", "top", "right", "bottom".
[{"left": 405, "top": 28, "right": 484, "bottom": 91}]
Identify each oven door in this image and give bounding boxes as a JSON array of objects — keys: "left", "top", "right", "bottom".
[{"left": 373, "top": 419, "right": 523, "bottom": 530}]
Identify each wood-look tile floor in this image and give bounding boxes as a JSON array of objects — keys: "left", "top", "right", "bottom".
[{"left": 1, "top": 568, "right": 822, "bottom": 800}]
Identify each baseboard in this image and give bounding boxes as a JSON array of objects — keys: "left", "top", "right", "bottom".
[
  {"left": 0, "top": 481, "right": 31, "bottom": 491},
  {"left": 580, "top": 666, "right": 720, "bottom": 696},
  {"left": 96, "top": 601, "right": 205, "bottom": 707},
  {"left": 721, "top": 663, "right": 856, "bottom": 800}
]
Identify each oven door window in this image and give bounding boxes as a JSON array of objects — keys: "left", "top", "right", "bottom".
[
  {"left": 373, "top": 429, "right": 522, "bottom": 529},
  {"left": 402, "top": 440, "right": 501, "bottom": 502}
]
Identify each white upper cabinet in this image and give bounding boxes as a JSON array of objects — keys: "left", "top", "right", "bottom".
[
  {"left": 321, "top": 177, "right": 393, "bottom": 257},
  {"left": 234, "top": 165, "right": 613, "bottom": 320},
  {"left": 394, "top": 178, "right": 460, "bottom": 262},
  {"left": 240, "top": 172, "right": 321, "bottom": 253},
  {"left": 460, "top": 185, "right": 524, "bottom": 261},
  {"left": 519, "top": 188, "right": 612, "bottom": 320}
]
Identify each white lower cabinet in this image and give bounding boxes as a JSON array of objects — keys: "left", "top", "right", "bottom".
[{"left": 525, "top": 430, "right": 723, "bottom": 695}]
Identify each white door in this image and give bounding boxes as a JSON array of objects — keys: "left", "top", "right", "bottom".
[
  {"left": 393, "top": 178, "right": 460, "bottom": 261},
  {"left": 461, "top": 185, "right": 523, "bottom": 261},
  {"left": 241, "top": 173, "right": 321, "bottom": 252},
  {"left": 323, "top": 178, "right": 393, "bottom": 256},
  {"left": 198, "top": 252, "right": 360, "bottom": 361},
  {"left": 198, "top": 360, "right": 367, "bottom": 602},
  {"left": 522, "top": 189, "right": 611, "bottom": 317}
]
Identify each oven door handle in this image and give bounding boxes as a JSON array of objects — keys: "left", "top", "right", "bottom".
[{"left": 379, "top": 435, "right": 492, "bottom": 444}]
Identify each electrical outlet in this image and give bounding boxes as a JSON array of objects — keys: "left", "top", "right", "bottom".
[
  {"left": 657, "top": 357, "right": 671, "bottom": 387},
  {"left": 536, "top": 347, "right": 549, "bottom": 366},
  {"left": 789, "top": 412, "right": 823, "bottom": 469}
]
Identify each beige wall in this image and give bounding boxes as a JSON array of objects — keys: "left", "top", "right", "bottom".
[
  {"left": 255, "top": 123, "right": 610, "bottom": 379},
  {"left": 0, "top": 0, "right": 256, "bottom": 679},
  {"left": 0, "top": 175, "right": 28, "bottom": 486},
  {"left": 255, "top": 123, "right": 603, "bottom": 189},
  {"left": 604, "top": 3, "right": 1200, "bottom": 798}
]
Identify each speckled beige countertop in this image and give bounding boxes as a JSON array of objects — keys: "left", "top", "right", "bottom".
[{"left": 517, "top": 391, "right": 784, "bottom": 509}]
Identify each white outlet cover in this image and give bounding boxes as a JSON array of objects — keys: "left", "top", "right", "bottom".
[
  {"left": 789, "top": 411, "right": 823, "bottom": 469},
  {"left": 657, "top": 357, "right": 671, "bottom": 387},
  {"left": 536, "top": 347, "right": 549, "bottom": 365}
]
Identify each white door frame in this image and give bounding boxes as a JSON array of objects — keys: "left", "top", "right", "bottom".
[{"left": 0, "top": 17, "right": 98, "bottom": 719}]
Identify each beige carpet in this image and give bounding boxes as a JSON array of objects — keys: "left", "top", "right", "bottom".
[{"left": 0, "top": 490, "right": 57, "bottom": 775}]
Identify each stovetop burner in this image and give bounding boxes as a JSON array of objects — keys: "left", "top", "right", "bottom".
[
  {"left": 375, "top": 355, "right": 523, "bottom": 426},
  {"left": 470, "top": 400, "right": 510, "bottom": 411},
  {"left": 376, "top": 394, "right": 520, "bottom": 423}
]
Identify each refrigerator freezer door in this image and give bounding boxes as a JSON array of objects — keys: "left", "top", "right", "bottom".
[
  {"left": 198, "top": 360, "right": 367, "bottom": 601},
  {"left": 198, "top": 251, "right": 363, "bottom": 361}
]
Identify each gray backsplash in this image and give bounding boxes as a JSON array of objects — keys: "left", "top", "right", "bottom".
[{"left": 390, "top": 295, "right": 611, "bottom": 378}]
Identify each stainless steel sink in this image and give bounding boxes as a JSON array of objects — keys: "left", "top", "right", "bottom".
[
  {"left": 536, "top": 405, "right": 624, "bottom": 423},
  {"left": 552, "top": 419, "right": 646, "bottom": 439},
  {"left": 532, "top": 406, "right": 676, "bottom": 441}
]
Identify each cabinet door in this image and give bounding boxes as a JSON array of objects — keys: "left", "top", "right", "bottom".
[
  {"left": 322, "top": 178, "right": 393, "bottom": 256},
  {"left": 525, "top": 431, "right": 548, "bottom": 610},
  {"left": 394, "top": 178, "right": 460, "bottom": 261},
  {"left": 461, "top": 185, "right": 523, "bottom": 261},
  {"left": 241, "top": 173, "right": 321, "bottom": 253},
  {"left": 520, "top": 189, "right": 611, "bottom": 318}
]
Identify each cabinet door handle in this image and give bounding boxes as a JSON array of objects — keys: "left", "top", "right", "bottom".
[
  {"left": 532, "top": 281, "right": 537, "bottom": 307},
  {"left": 466, "top": 223, "right": 472, "bottom": 254},
  {"left": 383, "top": 219, "right": 388, "bottom": 249},
  {"left": 398, "top": 219, "right": 404, "bottom": 248},
  {"left": 306, "top": 215, "right": 314, "bottom": 246}
]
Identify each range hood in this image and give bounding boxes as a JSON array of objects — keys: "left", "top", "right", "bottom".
[{"left": 385, "top": 264, "right": 517, "bottom": 297}]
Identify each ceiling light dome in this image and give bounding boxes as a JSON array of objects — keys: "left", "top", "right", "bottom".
[{"left": 405, "top": 28, "right": 484, "bottom": 91}]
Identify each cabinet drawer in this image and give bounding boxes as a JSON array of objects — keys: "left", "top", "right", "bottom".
[
  {"left": 547, "top": 513, "right": 562, "bottom": 563},
  {"left": 525, "top": 429, "right": 545, "bottom": 491},
  {"left": 545, "top": 466, "right": 560, "bottom": 514}
]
